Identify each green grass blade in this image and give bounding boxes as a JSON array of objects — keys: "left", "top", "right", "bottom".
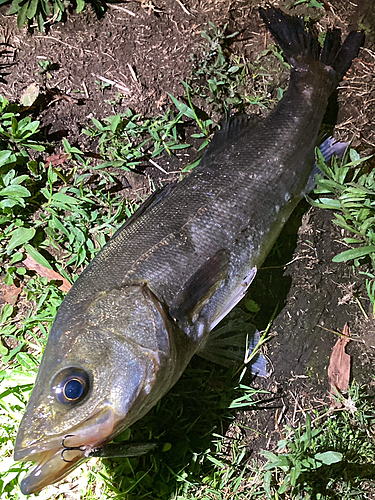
[{"left": 332, "top": 245, "right": 375, "bottom": 263}]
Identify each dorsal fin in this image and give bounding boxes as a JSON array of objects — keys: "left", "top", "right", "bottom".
[
  {"left": 111, "top": 183, "right": 176, "bottom": 240},
  {"left": 203, "top": 114, "right": 263, "bottom": 159}
]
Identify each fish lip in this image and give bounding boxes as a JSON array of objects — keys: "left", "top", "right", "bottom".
[
  {"left": 14, "top": 437, "right": 63, "bottom": 462},
  {"left": 19, "top": 448, "right": 87, "bottom": 495},
  {"left": 14, "top": 428, "right": 82, "bottom": 466},
  {"left": 14, "top": 435, "right": 89, "bottom": 463},
  {"left": 14, "top": 434, "right": 90, "bottom": 495},
  {"left": 14, "top": 406, "right": 119, "bottom": 494},
  {"left": 15, "top": 405, "right": 118, "bottom": 459}
]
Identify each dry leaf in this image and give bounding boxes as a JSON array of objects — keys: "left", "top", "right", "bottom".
[
  {"left": 20, "top": 83, "right": 39, "bottom": 107},
  {"left": 44, "top": 153, "right": 69, "bottom": 169},
  {"left": 24, "top": 254, "right": 72, "bottom": 292},
  {"left": 0, "top": 282, "right": 22, "bottom": 305},
  {"left": 328, "top": 323, "right": 351, "bottom": 405}
]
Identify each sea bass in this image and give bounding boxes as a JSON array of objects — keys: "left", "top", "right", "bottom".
[{"left": 14, "top": 7, "right": 364, "bottom": 494}]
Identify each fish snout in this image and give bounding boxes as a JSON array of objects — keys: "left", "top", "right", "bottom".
[{"left": 14, "top": 407, "right": 119, "bottom": 494}]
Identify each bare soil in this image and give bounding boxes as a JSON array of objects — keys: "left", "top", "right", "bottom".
[{"left": 1, "top": 0, "right": 375, "bottom": 491}]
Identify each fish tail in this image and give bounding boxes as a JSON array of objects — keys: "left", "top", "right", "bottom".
[{"left": 259, "top": 6, "right": 365, "bottom": 91}]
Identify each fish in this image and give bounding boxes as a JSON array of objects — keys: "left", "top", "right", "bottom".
[{"left": 14, "top": 6, "right": 364, "bottom": 495}]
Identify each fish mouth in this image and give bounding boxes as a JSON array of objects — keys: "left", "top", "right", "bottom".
[
  {"left": 14, "top": 407, "right": 119, "bottom": 495},
  {"left": 17, "top": 447, "right": 88, "bottom": 495}
]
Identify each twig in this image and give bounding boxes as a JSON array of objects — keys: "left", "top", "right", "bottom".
[
  {"left": 290, "top": 392, "right": 298, "bottom": 426},
  {"left": 355, "top": 297, "right": 369, "bottom": 320},
  {"left": 327, "top": 1, "right": 345, "bottom": 24},
  {"left": 82, "top": 81, "right": 89, "bottom": 99},
  {"left": 148, "top": 158, "right": 168, "bottom": 174},
  {"left": 275, "top": 409, "right": 285, "bottom": 440},
  {"left": 363, "top": 47, "right": 375, "bottom": 59},
  {"left": 317, "top": 324, "right": 364, "bottom": 342},
  {"left": 108, "top": 4, "right": 136, "bottom": 16},
  {"left": 174, "top": 0, "right": 191, "bottom": 15},
  {"left": 35, "top": 36, "right": 115, "bottom": 60},
  {"left": 260, "top": 254, "right": 313, "bottom": 270},
  {"left": 127, "top": 63, "right": 138, "bottom": 83},
  {"left": 30, "top": 8, "right": 61, "bottom": 28},
  {"left": 35, "top": 36, "right": 94, "bottom": 54},
  {"left": 92, "top": 74, "right": 130, "bottom": 94},
  {"left": 292, "top": 394, "right": 307, "bottom": 419}
]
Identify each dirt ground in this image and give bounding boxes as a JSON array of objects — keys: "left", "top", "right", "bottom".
[{"left": 1, "top": 0, "right": 375, "bottom": 484}]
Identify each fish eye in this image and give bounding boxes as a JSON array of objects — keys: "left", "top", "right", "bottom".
[{"left": 52, "top": 368, "right": 90, "bottom": 405}]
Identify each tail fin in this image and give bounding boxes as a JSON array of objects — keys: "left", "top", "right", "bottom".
[{"left": 259, "top": 6, "right": 365, "bottom": 89}]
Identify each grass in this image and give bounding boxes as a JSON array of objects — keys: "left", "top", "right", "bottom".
[
  {"left": 1, "top": 10, "right": 375, "bottom": 500},
  {"left": 308, "top": 147, "right": 375, "bottom": 313},
  {"left": 0, "top": 0, "right": 92, "bottom": 32},
  {"left": 189, "top": 20, "right": 290, "bottom": 119},
  {"left": 261, "top": 383, "right": 375, "bottom": 500},
  {"left": 290, "top": 0, "right": 324, "bottom": 9},
  {"left": 81, "top": 101, "right": 211, "bottom": 174}
]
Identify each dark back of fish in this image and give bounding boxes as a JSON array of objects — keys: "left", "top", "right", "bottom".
[{"left": 54, "top": 21, "right": 364, "bottom": 343}]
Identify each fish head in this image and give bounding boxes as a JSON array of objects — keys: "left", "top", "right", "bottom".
[{"left": 14, "top": 283, "right": 177, "bottom": 494}]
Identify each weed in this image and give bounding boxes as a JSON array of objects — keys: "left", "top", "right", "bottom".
[
  {"left": 95, "top": 78, "right": 112, "bottom": 93},
  {"left": 290, "top": 0, "right": 324, "bottom": 8},
  {"left": 37, "top": 59, "right": 58, "bottom": 74},
  {"left": 0, "top": 95, "right": 45, "bottom": 278},
  {"left": 82, "top": 104, "right": 209, "bottom": 173},
  {"left": 260, "top": 383, "right": 375, "bottom": 499},
  {"left": 104, "top": 92, "right": 126, "bottom": 107},
  {"left": 0, "top": 95, "right": 141, "bottom": 285},
  {"left": 307, "top": 147, "right": 375, "bottom": 306},
  {"left": 1, "top": 0, "right": 89, "bottom": 32},
  {"left": 37, "top": 59, "right": 51, "bottom": 72},
  {"left": 188, "top": 21, "right": 289, "bottom": 119}
]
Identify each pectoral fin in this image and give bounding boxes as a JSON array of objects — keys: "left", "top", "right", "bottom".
[
  {"left": 170, "top": 249, "right": 231, "bottom": 324},
  {"left": 210, "top": 265, "right": 257, "bottom": 330},
  {"left": 195, "top": 265, "right": 266, "bottom": 375}
]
